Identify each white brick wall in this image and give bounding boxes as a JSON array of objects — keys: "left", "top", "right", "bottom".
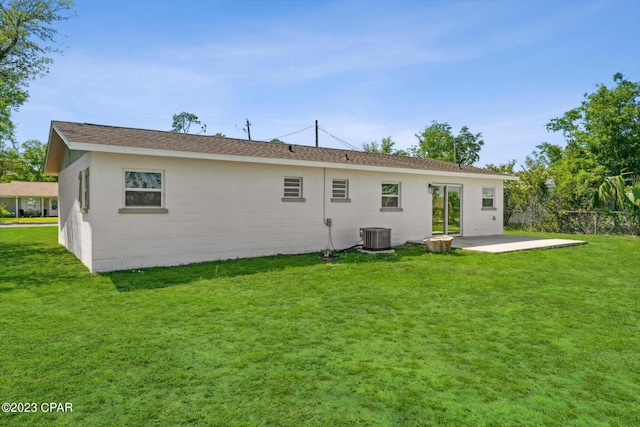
[
  {"left": 58, "top": 152, "right": 93, "bottom": 270},
  {"left": 62, "top": 152, "right": 504, "bottom": 272}
]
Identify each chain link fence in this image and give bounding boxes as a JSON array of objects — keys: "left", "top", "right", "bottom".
[{"left": 508, "top": 210, "right": 639, "bottom": 236}]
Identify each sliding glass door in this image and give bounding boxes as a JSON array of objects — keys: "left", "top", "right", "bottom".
[{"left": 432, "top": 184, "right": 462, "bottom": 235}]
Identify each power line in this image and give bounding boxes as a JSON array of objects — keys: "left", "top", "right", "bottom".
[
  {"left": 270, "top": 125, "right": 314, "bottom": 141},
  {"left": 318, "top": 127, "right": 361, "bottom": 151}
]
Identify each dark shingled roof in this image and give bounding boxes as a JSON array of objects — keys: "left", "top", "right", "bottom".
[{"left": 51, "top": 121, "right": 511, "bottom": 178}]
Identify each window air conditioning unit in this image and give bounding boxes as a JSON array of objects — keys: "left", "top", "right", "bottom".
[{"left": 360, "top": 227, "right": 391, "bottom": 251}]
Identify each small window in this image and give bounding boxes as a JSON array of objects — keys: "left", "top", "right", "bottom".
[
  {"left": 482, "top": 187, "right": 495, "bottom": 208},
  {"left": 124, "top": 171, "right": 163, "bottom": 207},
  {"left": 332, "top": 179, "right": 350, "bottom": 202},
  {"left": 78, "top": 168, "right": 90, "bottom": 212},
  {"left": 283, "top": 177, "right": 304, "bottom": 201},
  {"left": 381, "top": 182, "right": 400, "bottom": 209}
]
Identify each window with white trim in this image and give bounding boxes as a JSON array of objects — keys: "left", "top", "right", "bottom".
[
  {"left": 78, "top": 168, "right": 90, "bottom": 212},
  {"left": 381, "top": 182, "right": 400, "bottom": 209},
  {"left": 332, "top": 179, "right": 349, "bottom": 201},
  {"left": 482, "top": 187, "right": 495, "bottom": 208},
  {"left": 283, "top": 177, "right": 304, "bottom": 201},
  {"left": 124, "top": 171, "right": 163, "bottom": 207}
]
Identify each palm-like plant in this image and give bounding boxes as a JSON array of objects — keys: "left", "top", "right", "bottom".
[{"left": 599, "top": 171, "right": 640, "bottom": 211}]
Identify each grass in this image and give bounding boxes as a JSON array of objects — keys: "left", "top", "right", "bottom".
[
  {"left": 1, "top": 227, "right": 638, "bottom": 426},
  {"left": 0, "top": 217, "right": 58, "bottom": 224}
]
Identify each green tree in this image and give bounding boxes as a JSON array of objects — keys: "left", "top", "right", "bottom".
[
  {"left": 533, "top": 142, "right": 564, "bottom": 167},
  {"left": 521, "top": 142, "right": 604, "bottom": 214},
  {"left": 548, "top": 152, "right": 605, "bottom": 213},
  {"left": 0, "top": 78, "right": 26, "bottom": 144},
  {"left": 20, "top": 139, "right": 52, "bottom": 181},
  {"left": 411, "top": 121, "right": 484, "bottom": 165},
  {"left": 514, "top": 142, "right": 606, "bottom": 231},
  {"left": 485, "top": 159, "right": 525, "bottom": 225},
  {"left": 454, "top": 126, "right": 485, "bottom": 165},
  {"left": 0, "top": 139, "right": 53, "bottom": 182},
  {"left": 547, "top": 73, "right": 640, "bottom": 176},
  {"left": 171, "top": 112, "right": 207, "bottom": 134},
  {"left": 410, "top": 121, "right": 453, "bottom": 159},
  {"left": 362, "top": 136, "right": 406, "bottom": 155},
  {"left": 600, "top": 172, "right": 640, "bottom": 207},
  {"left": 599, "top": 171, "right": 640, "bottom": 234},
  {"left": 0, "top": 140, "right": 21, "bottom": 181},
  {"left": 517, "top": 152, "right": 552, "bottom": 229},
  {"left": 0, "top": 0, "right": 75, "bottom": 144}
]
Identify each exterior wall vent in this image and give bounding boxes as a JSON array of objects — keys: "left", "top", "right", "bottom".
[{"left": 360, "top": 227, "right": 391, "bottom": 251}]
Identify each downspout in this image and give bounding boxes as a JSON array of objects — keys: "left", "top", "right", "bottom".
[{"left": 322, "top": 168, "right": 326, "bottom": 224}]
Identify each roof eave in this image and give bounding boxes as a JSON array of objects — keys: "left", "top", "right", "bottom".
[
  {"left": 44, "top": 124, "right": 70, "bottom": 176},
  {"left": 74, "top": 142, "right": 515, "bottom": 180}
]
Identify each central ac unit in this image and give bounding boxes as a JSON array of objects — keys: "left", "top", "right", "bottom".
[{"left": 360, "top": 227, "right": 391, "bottom": 251}]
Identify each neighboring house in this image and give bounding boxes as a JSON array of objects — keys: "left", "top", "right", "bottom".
[
  {"left": 0, "top": 181, "right": 58, "bottom": 218},
  {"left": 44, "top": 121, "right": 517, "bottom": 272}
]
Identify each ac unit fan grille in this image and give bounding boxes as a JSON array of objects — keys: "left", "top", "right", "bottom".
[{"left": 360, "top": 227, "right": 391, "bottom": 251}]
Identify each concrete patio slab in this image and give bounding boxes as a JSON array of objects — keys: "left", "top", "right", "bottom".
[{"left": 450, "top": 234, "right": 587, "bottom": 253}]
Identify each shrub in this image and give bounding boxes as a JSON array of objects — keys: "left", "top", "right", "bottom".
[{"left": 0, "top": 204, "right": 12, "bottom": 218}]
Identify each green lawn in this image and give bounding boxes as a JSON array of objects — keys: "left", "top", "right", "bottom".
[
  {"left": 0, "top": 217, "right": 58, "bottom": 224},
  {"left": 1, "top": 228, "right": 638, "bottom": 426}
]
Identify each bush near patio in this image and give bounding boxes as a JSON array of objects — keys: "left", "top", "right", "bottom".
[{"left": 1, "top": 227, "right": 638, "bottom": 426}]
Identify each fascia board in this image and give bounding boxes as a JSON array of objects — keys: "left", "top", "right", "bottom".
[
  {"left": 44, "top": 125, "right": 73, "bottom": 176},
  {"left": 52, "top": 124, "right": 73, "bottom": 147},
  {"left": 71, "top": 142, "right": 518, "bottom": 181}
]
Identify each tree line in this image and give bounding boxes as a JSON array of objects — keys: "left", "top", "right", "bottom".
[
  {"left": 0, "top": 139, "right": 52, "bottom": 182},
  {"left": 1, "top": 4, "right": 638, "bottom": 234},
  {"left": 363, "top": 73, "right": 639, "bottom": 234},
  {"left": 361, "top": 122, "right": 484, "bottom": 166},
  {"left": 487, "top": 73, "right": 640, "bottom": 234},
  {"left": 1, "top": 0, "right": 75, "bottom": 182}
]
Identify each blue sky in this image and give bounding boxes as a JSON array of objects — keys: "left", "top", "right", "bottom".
[{"left": 12, "top": 0, "right": 640, "bottom": 167}]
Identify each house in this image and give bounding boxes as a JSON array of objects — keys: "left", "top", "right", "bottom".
[
  {"left": 44, "top": 121, "right": 517, "bottom": 272},
  {"left": 0, "top": 181, "right": 58, "bottom": 218}
]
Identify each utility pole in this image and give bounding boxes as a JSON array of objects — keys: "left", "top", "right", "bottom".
[
  {"left": 246, "top": 119, "right": 252, "bottom": 140},
  {"left": 453, "top": 139, "right": 456, "bottom": 164},
  {"left": 315, "top": 120, "right": 318, "bottom": 147}
]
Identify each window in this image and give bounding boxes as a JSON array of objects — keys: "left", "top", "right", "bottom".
[
  {"left": 124, "top": 171, "right": 163, "bottom": 207},
  {"left": 332, "top": 179, "right": 350, "bottom": 202},
  {"left": 283, "top": 177, "right": 304, "bottom": 201},
  {"left": 381, "top": 182, "right": 401, "bottom": 211},
  {"left": 482, "top": 187, "right": 495, "bottom": 209},
  {"left": 78, "top": 168, "right": 89, "bottom": 212}
]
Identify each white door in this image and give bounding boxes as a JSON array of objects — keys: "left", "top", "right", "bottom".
[{"left": 49, "top": 198, "right": 58, "bottom": 217}]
